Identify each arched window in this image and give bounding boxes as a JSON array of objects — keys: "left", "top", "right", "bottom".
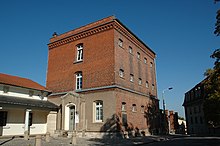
[
  {"left": 122, "top": 102, "right": 126, "bottom": 111},
  {"left": 132, "top": 104, "right": 137, "bottom": 112},
  {"left": 119, "top": 69, "right": 124, "bottom": 78}
]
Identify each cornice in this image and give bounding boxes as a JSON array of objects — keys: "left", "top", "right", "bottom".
[
  {"left": 48, "top": 18, "right": 156, "bottom": 58},
  {"left": 48, "top": 22, "right": 114, "bottom": 50},
  {"left": 113, "top": 21, "right": 155, "bottom": 58}
]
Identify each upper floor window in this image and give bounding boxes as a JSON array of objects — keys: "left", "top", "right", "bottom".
[
  {"left": 144, "top": 58, "right": 147, "bottom": 64},
  {"left": 130, "top": 74, "right": 134, "bottom": 82},
  {"left": 122, "top": 102, "right": 126, "bottom": 111},
  {"left": 118, "top": 39, "right": 123, "bottom": 47},
  {"left": 137, "top": 52, "right": 140, "bottom": 59},
  {"left": 76, "top": 72, "right": 82, "bottom": 90},
  {"left": 146, "top": 81, "right": 149, "bottom": 88},
  {"left": 141, "top": 105, "right": 145, "bottom": 113},
  {"left": 152, "top": 84, "right": 155, "bottom": 91},
  {"left": 138, "top": 78, "right": 142, "bottom": 85},
  {"left": 119, "top": 69, "right": 124, "bottom": 78},
  {"left": 129, "top": 46, "right": 133, "bottom": 54},
  {"left": 76, "top": 44, "right": 83, "bottom": 61},
  {"left": 94, "top": 100, "right": 103, "bottom": 122},
  {"left": 132, "top": 104, "right": 137, "bottom": 112}
]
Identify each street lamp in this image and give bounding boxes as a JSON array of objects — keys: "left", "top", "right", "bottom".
[{"left": 162, "top": 87, "right": 173, "bottom": 134}]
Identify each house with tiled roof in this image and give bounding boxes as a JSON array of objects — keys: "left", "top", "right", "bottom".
[{"left": 0, "top": 73, "right": 58, "bottom": 137}]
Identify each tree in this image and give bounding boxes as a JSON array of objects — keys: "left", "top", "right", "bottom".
[
  {"left": 203, "top": 49, "right": 220, "bottom": 128},
  {"left": 214, "top": 1, "right": 220, "bottom": 36}
]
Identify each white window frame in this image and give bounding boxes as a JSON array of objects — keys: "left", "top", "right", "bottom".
[
  {"left": 76, "top": 72, "right": 82, "bottom": 90},
  {"left": 118, "top": 39, "right": 123, "bottom": 47},
  {"left": 95, "top": 101, "right": 103, "bottom": 122},
  {"left": 137, "top": 52, "right": 140, "bottom": 59},
  {"left": 152, "top": 84, "right": 155, "bottom": 91},
  {"left": 138, "top": 78, "right": 142, "bottom": 85},
  {"left": 129, "top": 46, "right": 133, "bottom": 54},
  {"left": 76, "top": 44, "right": 83, "bottom": 61},
  {"left": 146, "top": 81, "right": 149, "bottom": 88},
  {"left": 132, "top": 104, "right": 137, "bottom": 112},
  {"left": 130, "top": 74, "right": 134, "bottom": 82},
  {"left": 144, "top": 58, "right": 147, "bottom": 64},
  {"left": 122, "top": 102, "right": 126, "bottom": 111},
  {"left": 119, "top": 69, "right": 124, "bottom": 78}
]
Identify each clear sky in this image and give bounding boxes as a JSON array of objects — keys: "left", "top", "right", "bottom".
[{"left": 0, "top": 0, "right": 219, "bottom": 117}]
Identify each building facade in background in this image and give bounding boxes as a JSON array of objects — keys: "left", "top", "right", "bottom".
[
  {"left": 0, "top": 73, "right": 58, "bottom": 137},
  {"left": 46, "top": 16, "right": 159, "bottom": 137},
  {"left": 183, "top": 79, "right": 220, "bottom": 136}
]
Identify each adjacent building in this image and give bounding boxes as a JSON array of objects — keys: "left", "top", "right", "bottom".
[
  {"left": 46, "top": 16, "right": 159, "bottom": 137},
  {"left": 183, "top": 79, "right": 220, "bottom": 136},
  {"left": 0, "top": 73, "right": 58, "bottom": 136}
]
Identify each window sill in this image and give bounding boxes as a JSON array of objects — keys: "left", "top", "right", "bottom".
[
  {"left": 73, "top": 60, "right": 83, "bottom": 64},
  {"left": 93, "top": 121, "right": 103, "bottom": 124},
  {"left": 119, "top": 76, "right": 125, "bottom": 79}
]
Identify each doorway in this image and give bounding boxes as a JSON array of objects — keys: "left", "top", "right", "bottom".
[{"left": 69, "top": 106, "right": 75, "bottom": 131}]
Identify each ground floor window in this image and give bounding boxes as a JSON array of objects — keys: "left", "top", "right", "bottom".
[{"left": 94, "top": 101, "right": 103, "bottom": 122}]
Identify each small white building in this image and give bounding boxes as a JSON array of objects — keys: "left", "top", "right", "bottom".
[{"left": 0, "top": 73, "right": 58, "bottom": 137}]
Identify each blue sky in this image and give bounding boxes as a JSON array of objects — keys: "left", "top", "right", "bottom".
[{"left": 0, "top": 0, "right": 219, "bottom": 117}]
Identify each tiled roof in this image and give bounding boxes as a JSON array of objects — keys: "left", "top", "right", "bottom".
[
  {"left": 0, "top": 73, "right": 49, "bottom": 91},
  {"left": 0, "top": 95, "right": 58, "bottom": 111}
]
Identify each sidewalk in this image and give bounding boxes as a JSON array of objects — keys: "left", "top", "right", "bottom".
[{"left": 0, "top": 135, "right": 161, "bottom": 146}]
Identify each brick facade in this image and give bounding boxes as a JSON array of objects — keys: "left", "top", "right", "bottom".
[{"left": 46, "top": 16, "right": 159, "bottom": 137}]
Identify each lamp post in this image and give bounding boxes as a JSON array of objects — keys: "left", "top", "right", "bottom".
[{"left": 162, "top": 87, "right": 173, "bottom": 134}]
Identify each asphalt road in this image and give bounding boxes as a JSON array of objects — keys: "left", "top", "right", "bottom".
[{"left": 144, "top": 137, "right": 220, "bottom": 146}]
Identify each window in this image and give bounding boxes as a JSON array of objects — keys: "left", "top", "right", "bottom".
[
  {"left": 95, "top": 101, "right": 103, "bottom": 122},
  {"left": 146, "top": 81, "right": 149, "bottom": 88},
  {"left": 130, "top": 74, "right": 134, "bottom": 82},
  {"left": 141, "top": 105, "right": 145, "bottom": 113},
  {"left": 29, "top": 90, "right": 34, "bottom": 97},
  {"left": 119, "top": 69, "right": 124, "bottom": 78},
  {"left": 150, "top": 62, "right": 154, "bottom": 84},
  {"left": 118, "top": 39, "right": 123, "bottom": 47},
  {"left": 129, "top": 46, "right": 133, "bottom": 54},
  {"left": 144, "top": 58, "right": 147, "bottom": 64},
  {"left": 3, "top": 86, "right": 9, "bottom": 93},
  {"left": 138, "top": 78, "right": 142, "bottom": 85},
  {"left": 132, "top": 104, "right": 137, "bottom": 112},
  {"left": 76, "top": 44, "right": 83, "bottom": 61},
  {"left": 152, "top": 84, "right": 155, "bottom": 91},
  {"left": 0, "top": 111, "right": 7, "bottom": 126},
  {"left": 137, "top": 52, "right": 140, "bottom": 59},
  {"left": 76, "top": 72, "right": 82, "bottom": 90},
  {"left": 122, "top": 102, "right": 126, "bottom": 111}
]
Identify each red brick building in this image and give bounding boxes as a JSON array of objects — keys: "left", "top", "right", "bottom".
[{"left": 46, "top": 16, "right": 159, "bottom": 137}]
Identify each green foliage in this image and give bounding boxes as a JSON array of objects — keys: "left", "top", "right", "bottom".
[
  {"left": 214, "top": 10, "right": 220, "bottom": 36},
  {"left": 204, "top": 49, "right": 220, "bottom": 128}
]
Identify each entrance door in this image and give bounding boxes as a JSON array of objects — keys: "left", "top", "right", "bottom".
[{"left": 69, "top": 106, "right": 75, "bottom": 131}]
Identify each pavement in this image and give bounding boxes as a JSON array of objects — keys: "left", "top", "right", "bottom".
[{"left": 0, "top": 134, "right": 188, "bottom": 146}]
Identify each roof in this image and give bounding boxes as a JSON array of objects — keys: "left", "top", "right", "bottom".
[
  {"left": 49, "top": 16, "right": 156, "bottom": 55},
  {"left": 0, "top": 73, "right": 49, "bottom": 92},
  {"left": 0, "top": 95, "right": 58, "bottom": 111}
]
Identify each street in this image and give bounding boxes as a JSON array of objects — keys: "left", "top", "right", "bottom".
[{"left": 144, "top": 137, "right": 220, "bottom": 146}]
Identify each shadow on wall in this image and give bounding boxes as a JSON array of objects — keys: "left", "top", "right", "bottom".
[
  {"left": 144, "top": 101, "right": 160, "bottom": 135},
  {"left": 99, "top": 113, "right": 146, "bottom": 139}
]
